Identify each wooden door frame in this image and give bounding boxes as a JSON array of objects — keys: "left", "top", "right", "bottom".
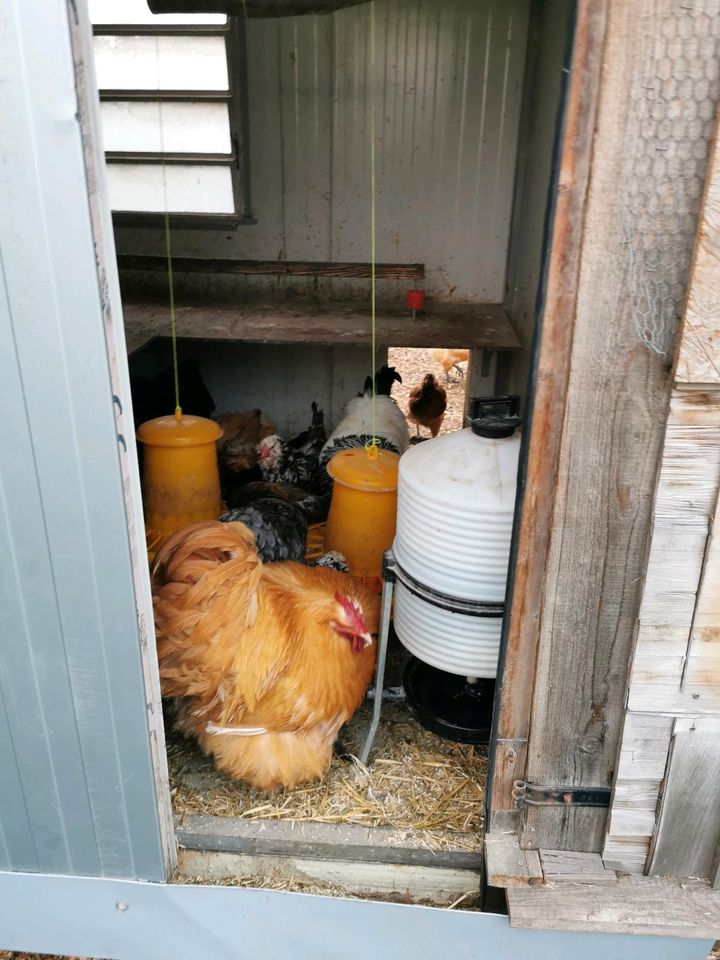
[
  {"left": 489, "top": 0, "right": 720, "bottom": 864},
  {"left": 487, "top": 0, "right": 608, "bottom": 834}
]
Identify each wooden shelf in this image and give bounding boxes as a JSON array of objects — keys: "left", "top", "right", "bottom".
[{"left": 122, "top": 298, "right": 519, "bottom": 355}]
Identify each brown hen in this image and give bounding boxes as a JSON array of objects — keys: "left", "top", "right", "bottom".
[
  {"left": 216, "top": 408, "right": 275, "bottom": 474},
  {"left": 153, "top": 521, "right": 378, "bottom": 791},
  {"left": 408, "top": 373, "right": 447, "bottom": 437}
]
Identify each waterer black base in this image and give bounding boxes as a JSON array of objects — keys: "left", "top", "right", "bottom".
[{"left": 403, "top": 656, "right": 495, "bottom": 745}]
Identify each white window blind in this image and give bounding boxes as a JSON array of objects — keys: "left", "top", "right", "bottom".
[{"left": 90, "top": 1, "right": 251, "bottom": 220}]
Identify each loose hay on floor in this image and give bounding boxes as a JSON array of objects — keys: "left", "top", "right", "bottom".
[
  {"left": 167, "top": 703, "right": 487, "bottom": 851},
  {"left": 175, "top": 868, "right": 482, "bottom": 910}
]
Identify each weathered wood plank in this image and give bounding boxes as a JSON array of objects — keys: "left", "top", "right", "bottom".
[
  {"left": 675, "top": 108, "right": 720, "bottom": 384},
  {"left": 122, "top": 299, "right": 518, "bottom": 354},
  {"left": 118, "top": 255, "right": 425, "bottom": 282},
  {"left": 488, "top": 0, "right": 609, "bottom": 832},
  {"left": 539, "top": 849, "right": 617, "bottom": 884},
  {"left": 519, "top": 0, "right": 720, "bottom": 851},
  {"left": 484, "top": 833, "right": 543, "bottom": 888},
  {"left": 506, "top": 875, "right": 720, "bottom": 938},
  {"left": 684, "top": 473, "right": 720, "bottom": 722},
  {"left": 627, "top": 683, "right": 720, "bottom": 715},
  {"left": 649, "top": 726, "right": 720, "bottom": 880},
  {"left": 176, "top": 814, "right": 484, "bottom": 870},
  {"left": 603, "top": 712, "right": 670, "bottom": 871},
  {"left": 602, "top": 836, "right": 650, "bottom": 873},
  {"left": 176, "top": 848, "right": 482, "bottom": 905},
  {"left": 615, "top": 713, "right": 674, "bottom": 781},
  {"left": 606, "top": 781, "right": 662, "bottom": 838}
]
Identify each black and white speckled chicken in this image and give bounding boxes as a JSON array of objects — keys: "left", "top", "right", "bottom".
[
  {"left": 318, "top": 366, "right": 409, "bottom": 493},
  {"left": 219, "top": 498, "right": 308, "bottom": 563},
  {"left": 257, "top": 435, "right": 321, "bottom": 492},
  {"left": 256, "top": 403, "right": 327, "bottom": 493},
  {"left": 224, "top": 480, "right": 330, "bottom": 525},
  {"left": 310, "top": 551, "right": 349, "bottom": 573}
]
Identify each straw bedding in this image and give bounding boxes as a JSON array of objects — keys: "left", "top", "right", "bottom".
[{"left": 167, "top": 702, "right": 487, "bottom": 852}]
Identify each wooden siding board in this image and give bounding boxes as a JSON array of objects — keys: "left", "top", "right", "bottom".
[
  {"left": 602, "top": 836, "right": 650, "bottom": 873},
  {"left": 649, "top": 729, "right": 720, "bottom": 880},
  {"left": 604, "top": 108, "right": 720, "bottom": 873},
  {"left": 506, "top": 875, "right": 720, "bottom": 939},
  {"left": 675, "top": 112, "right": 720, "bottom": 384}
]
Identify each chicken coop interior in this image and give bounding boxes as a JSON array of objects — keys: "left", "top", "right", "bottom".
[{"left": 92, "top": 0, "right": 575, "bottom": 905}]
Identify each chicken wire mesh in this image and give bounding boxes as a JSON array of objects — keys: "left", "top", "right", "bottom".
[{"left": 620, "top": 0, "right": 720, "bottom": 360}]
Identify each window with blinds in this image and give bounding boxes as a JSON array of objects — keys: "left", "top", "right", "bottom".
[{"left": 89, "top": 0, "right": 253, "bottom": 225}]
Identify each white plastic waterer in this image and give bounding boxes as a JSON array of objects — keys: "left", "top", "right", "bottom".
[{"left": 392, "top": 395, "right": 522, "bottom": 742}]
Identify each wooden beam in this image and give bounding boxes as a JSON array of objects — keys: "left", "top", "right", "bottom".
[
  {"left": 176, "top": 849, "right": 482, "bottom": 907},
  {"left": 506, "top": 875, "right": 720, "bottom": 938},
  {"left": 118, "top": 255, "right": 425, "bottom": 282},
  {"left": 487, "top": 0, "right": 609, "bottom": 834},
  {"left": 176, "top": 814, "right": 483, "bottom": 871},
  {"left": 121, "top": 299, "right": 518, "bottom": 354},
  {"left": 484, "top": 833, "right": 543, "bottom": 888}
]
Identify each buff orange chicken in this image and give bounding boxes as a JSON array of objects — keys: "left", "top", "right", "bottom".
[{"left": 152, "top": 520, "right": 378, "bottom": 791}]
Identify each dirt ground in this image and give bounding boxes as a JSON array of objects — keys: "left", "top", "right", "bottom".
[{"left": 388, "top": 346, "right": 467, "bottom": 437}]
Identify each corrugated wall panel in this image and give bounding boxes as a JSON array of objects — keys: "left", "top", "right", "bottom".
[
  {"left": 116, "top": 0, "right": 529, "bottom": 303},
  {"left": 0, "top": 0, "right": 167, "bottom": 880}
]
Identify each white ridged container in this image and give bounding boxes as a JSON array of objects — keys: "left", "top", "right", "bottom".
[{"left": 393, "top": 426, "right": 521, "bottom": 678}]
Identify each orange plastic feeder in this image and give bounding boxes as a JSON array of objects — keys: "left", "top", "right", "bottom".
[
  {"left": 137, "top": 412, "right": 223, "bottom": 540},
  {"left": 324, "top": 447, "right": 399, "bottom": 588}
]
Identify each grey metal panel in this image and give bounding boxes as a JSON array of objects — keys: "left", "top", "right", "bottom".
[
  {"left": 0, "top": 0, "right": 167, "bottom": 880},
  {"left": 116, "top": 0, "right": 529, "bottom": 303},
  {"left": 0, "top": 872, "right": 713, "bottom": 960}
]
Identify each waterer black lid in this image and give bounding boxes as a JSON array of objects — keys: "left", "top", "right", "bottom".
[{"left": 467, "top": 395, "right": 522, "bottom": 439}]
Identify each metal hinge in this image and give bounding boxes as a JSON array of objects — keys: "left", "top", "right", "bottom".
[{"left": 512, "top": 780, "right": 611, "bottom": 809}]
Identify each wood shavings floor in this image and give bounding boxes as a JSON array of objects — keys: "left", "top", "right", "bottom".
[{"left": 167, "top": 702, "right": 487, "bottom": 852}]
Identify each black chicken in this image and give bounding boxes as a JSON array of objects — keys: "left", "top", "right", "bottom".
[
  {"left": 289, "top": 401, "right": 326, "bottom": 458},
  {"left": 224, "top": 480, "right": 330, "bottom": 525},
  {"left": 219, "top": 498, "right": 308, "bottom": 563}
]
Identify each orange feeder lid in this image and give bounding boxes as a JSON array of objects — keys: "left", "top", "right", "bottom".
[
  {"left": 326, "top": 447, "right": 399, "bottom": 492},
  {"left": 137, "top": 413, "right": 223, "bottom": 447}
]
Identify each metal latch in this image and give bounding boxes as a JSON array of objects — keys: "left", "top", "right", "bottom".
[{"left": 512, "top": 780, "right": 611, "bottom": 809}]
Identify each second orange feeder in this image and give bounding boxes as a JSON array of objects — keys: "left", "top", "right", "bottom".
[
  {"left": 324, "top": 447, "right": 399, "bottom": 585},
  {"left": 137, "top": 413, "right": 223, "bottom": 541}
]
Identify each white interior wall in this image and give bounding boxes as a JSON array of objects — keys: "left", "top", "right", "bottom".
[
  {"left": 120, "top": 0, "right": 531, "bottom": 424},
  {"left": 116, "top": 0, "right": 529, "bottom": 303},
  {"left": 133, "top": 339, "right": 378, "bottom": 435}
]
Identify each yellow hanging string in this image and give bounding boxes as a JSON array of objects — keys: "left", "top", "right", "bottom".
[
  {"left": 164, "top": 212, "right": 182, "bottom": 421},
  {"left": 366, "top": 0, "right": 379, "bottom": 461},
  {"left": 154, "top": 33, "right": 182, "bottom": 422}
]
